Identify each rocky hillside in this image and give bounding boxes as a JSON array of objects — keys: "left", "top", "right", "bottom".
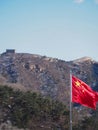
[
  {"left": 0, "top": 50, "right": 98, "bottom": 106},
  {"left": 0, "top": 50, "right": 70, "bottom": 105},
  {"left": 0, "top": 50, "right": 98, "bottom": 130}
]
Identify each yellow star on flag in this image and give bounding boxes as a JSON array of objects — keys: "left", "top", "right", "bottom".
[{"left": 75, "top": 81, "right": 81, "bottom": 87}]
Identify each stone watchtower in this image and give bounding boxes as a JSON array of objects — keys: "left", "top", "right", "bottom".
[
  {"left": 1, "top": 49, "right": 16, "bottom": 56},
  {"left": 6, "top": 49, "right": 15, "bottom": 54}
]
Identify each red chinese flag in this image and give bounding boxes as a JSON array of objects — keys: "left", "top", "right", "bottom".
[
  {"left": 72, "top": 76, "right": 96, "bottom": 109},
  {"left": 95, "top": 92, "right": 98, "bottom": 102}
]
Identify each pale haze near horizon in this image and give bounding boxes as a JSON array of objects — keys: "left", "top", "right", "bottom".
[{"left": 0, "top": 0, "right": 98, "bottom": 61}]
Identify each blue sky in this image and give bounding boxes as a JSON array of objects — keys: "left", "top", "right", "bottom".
[{"left": 0, "top": 0, "right": 98, "bottom": 61}]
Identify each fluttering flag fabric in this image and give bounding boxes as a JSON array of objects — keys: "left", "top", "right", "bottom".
[
  {"left": 95, "top": 92, "right": 98, "bottom": 102},
  {"left": 72, "top": 76, "right": 96, "bottom": 109}
]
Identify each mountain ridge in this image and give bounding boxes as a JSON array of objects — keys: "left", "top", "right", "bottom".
[
  {"left": 0, "top": 50, "right": 98, "bottom": 104},
  {"left": 0, "top": 50, "right": 98, "bottom": 130}
]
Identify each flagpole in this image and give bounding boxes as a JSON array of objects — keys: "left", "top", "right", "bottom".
[{"left": 70, "top": 71, "right": 72, "bottom": 130}]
